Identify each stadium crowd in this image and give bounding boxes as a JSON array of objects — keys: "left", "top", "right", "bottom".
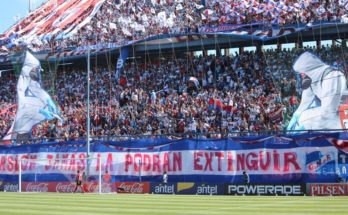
[
  {"left": 1, "top": 0, "right": 347, "bottom": 53},
  {"left": 1, "top": 44, "right": 347, "bottom": 141}
]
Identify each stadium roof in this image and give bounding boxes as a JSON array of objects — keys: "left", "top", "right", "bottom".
[{"left": 0, "top": 0, "right": 347, "bottom": 64}]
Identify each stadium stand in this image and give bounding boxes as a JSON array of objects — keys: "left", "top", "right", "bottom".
[
  {"left": 1, "top": 44, "right": 347, "bottom": 141},
  {"left": 0, "top": 0, "right": 347, "bottom": 52}
]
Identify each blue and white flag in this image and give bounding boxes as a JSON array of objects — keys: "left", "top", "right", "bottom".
[
  {"left": 115, "top": 47, "right": 129, "bottom": 83},
  {"left": 10, "top": 52, "right": 62, "bottom": 137}
]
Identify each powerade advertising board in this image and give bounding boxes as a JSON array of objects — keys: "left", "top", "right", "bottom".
[
  {"left": 0, "top": 132, "right": 347, "bottom": 184},
  {"left": 224, "top": 184, "right": 305, "bottom": 196}
]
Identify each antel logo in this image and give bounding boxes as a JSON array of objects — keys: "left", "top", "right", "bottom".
[
  {"left": 154, "top": 184, "right": 175, "bottom": 194},
  {"left": 196, "top": 185, "right": 218, "bottom": 195}
]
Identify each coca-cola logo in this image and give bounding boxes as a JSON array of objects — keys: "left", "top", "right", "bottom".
[
  {"left": 118, "top": 183, "right": 145, "bottom": 193},
  {"left": 25, "top": 183, "right": 48, "bottom": 192},
  {"left": 56, "top": 183, "right": 76, "bottom": 193},
  {"left": 87, "top": 183, "right": 112, "bottom": 193}
]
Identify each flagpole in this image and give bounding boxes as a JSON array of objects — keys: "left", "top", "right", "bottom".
[{"left": 87, "top": 43, "right": 90, "bottom": 158}]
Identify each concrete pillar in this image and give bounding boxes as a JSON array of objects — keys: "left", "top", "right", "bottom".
[
  {"left": 295, "top": 40, "right": 303, "bottom": 49},
  {"left": 316, "top": 40, "right": 321, "bottom": 50},
  {"left": 224, "top": 48, "right": 230, "bottom": 56},
  {"left": 343, "top": 40, "right": 347, "bottom": 49},
  {"left": 239, "top": 47, "right": 244, "bottom": 54},
  {"left": 216, "top": 48, "right": 222, "bottom": 57}
]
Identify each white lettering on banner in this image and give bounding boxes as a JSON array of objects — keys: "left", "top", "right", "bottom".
[{"left": 0, "top": 147, "right": 336, "bottom": 176}]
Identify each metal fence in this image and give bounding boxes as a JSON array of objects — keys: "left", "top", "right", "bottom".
[{"left": 2, "top": 129, "right": 348, "bottom": 146}]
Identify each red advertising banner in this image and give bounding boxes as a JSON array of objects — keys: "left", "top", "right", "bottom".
[
  {"left": 307, "top": 183, "right": 348, "bottom": 196},
  {"left": 114, "top": 182, "right": 150, "bottom": 194},
  {"left": 21, "top": 182, "right": 113, "bottom": 193}
]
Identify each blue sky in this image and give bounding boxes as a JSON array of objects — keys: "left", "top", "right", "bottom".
[{"left": 0, "top": 0, "right": 47, "bottom": 33}]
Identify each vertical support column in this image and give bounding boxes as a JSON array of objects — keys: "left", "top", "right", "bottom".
[
  {"left": 216, "top": 48, "right": 221, "bottom": 57},
  {"left": 18, "top": 157, "right": 21, "bottom": 193},
  {"left": 98, "top": 158, "right": 102, "bottom": 194},
  {"left": 296, "top": 40, "right": 303, "bottom": 49},
  {"left": 342, "top": 40, "right": 347, "bottom": 49},
  {"left": 224, "top": 48, "right": 229, "bottom": 56},
  {"left": 316, "top": 40, "right": 321, "bottom": 50},
  {"left": 239, "top": 47, "right": 244, "bottom": 54},
  {"left": 277, "top": 43, "right": 282, "bottom": 52}
]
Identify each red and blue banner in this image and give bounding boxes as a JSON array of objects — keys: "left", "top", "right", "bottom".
[{"left": 0, "top": 132, "right": 347, "bottom": 184}]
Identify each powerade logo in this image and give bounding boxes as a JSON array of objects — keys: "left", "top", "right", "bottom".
[
  {"left": 225, "top": 184, "right": 304, "bottom": 196},
  {"left": 177, "top": 183, "right": 223, "bottom": 195},
  {"left": 150, "top": 183, "right": 176, "bottom": 194},
  {"left": 306, "top": 151, "right": 335, "bottom": 173}
]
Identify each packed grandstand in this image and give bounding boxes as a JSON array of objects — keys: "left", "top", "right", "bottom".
[
  {"left": 1, "top": 44, "right": 347, "bottom": 142},
  {"left": 0, "top": 0, "right": 347, "bottom": 53},
  {"left": 0, "top": 0, "right": 347, "bottom": 143}
]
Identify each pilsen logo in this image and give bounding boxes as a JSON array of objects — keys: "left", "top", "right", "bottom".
[{"left": 308, "top": 184, "right": 348, "bottom": 196}]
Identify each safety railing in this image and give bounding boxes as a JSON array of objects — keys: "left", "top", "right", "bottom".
[{"left": 1, "top": 129, "right": 348, "bottom": 146}]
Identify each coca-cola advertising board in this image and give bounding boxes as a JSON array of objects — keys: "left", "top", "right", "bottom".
[
  {"left": 114, "top": 182, "right": 149, "bottom": 194},
  {"left": 21, "top": 182, "right": 113, "bottom": 193}
]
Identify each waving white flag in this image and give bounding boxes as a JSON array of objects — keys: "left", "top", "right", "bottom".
[{"left": 9, "top": 52, "right": 62, "bottom": 140}]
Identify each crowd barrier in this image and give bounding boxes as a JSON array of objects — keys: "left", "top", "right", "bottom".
[{"left": 1, "top": 181, "right": 347, "bottom": 196}]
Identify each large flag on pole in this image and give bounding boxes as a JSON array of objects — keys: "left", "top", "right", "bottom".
[
  {"left": 115, "top": 47, "right": 129, "bottom": 83},
  {"left": 4, "top": 51, "right": 62, "bottom": 143}
]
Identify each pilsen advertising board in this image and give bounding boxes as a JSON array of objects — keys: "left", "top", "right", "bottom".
[
  {"left": 307, "top": 183, "right": 348, "bottom": 196},
  {"left": 0, "top": 134, "right": 344, "bottom": 183},
  {"left": 225, "top": 184, "right": 305, "bottom": 196}
]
